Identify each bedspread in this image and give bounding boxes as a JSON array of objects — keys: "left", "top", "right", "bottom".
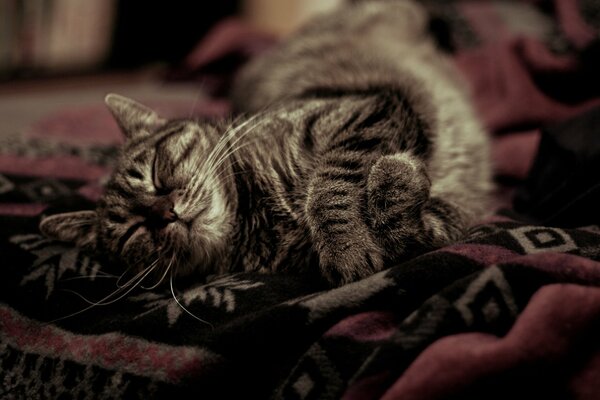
[{"left": 2, "top": 0, "right": 600, "bottom": 398}]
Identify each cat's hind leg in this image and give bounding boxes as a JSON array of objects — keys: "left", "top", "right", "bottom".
[{"left": 367, "top": 152, "right": 465, "bottom": 260}]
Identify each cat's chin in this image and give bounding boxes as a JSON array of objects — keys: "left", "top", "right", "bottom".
[
  {"left": 187, "top": 209, "right": 232, "bottom": 255},
  {"left": 186, "top": 233, "right": 223, "bottom": 276},
  {"left": 121, "top": 226, "right": 221, "bottom": 280}
]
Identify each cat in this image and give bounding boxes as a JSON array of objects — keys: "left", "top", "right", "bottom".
[{"left": 39, "top": 0, "right": 492, "bottom": 286}]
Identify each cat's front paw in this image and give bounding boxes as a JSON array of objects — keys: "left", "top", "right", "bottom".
[{"left": 317, "top": 237, "right": 384, "bottom": 286}]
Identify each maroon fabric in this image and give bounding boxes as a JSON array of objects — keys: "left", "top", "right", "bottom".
[
  {"left": 455, "top": 37, "right": 599, "bottom": 133},
  {"left": 2, "top": 1, "right": 600, "bottom": 398},
  {"left": 377, "top": 284, "right": 600, "bottom": 400},
  {"left": 168, "top": 17, "right": 276, "bottom": 96},
  {"left": 451, "top": 1, "right": 600, "bottom": 183}
]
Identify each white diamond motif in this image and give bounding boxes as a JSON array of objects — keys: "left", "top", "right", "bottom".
[
  {"left": 509, "top": 226, "right": 577, "bottom": 254},
  {"left": 293, "top": 373, "right": 315, "bottom": 399}
]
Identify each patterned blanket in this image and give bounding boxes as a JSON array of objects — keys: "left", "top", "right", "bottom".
[{"left": 2, "top": 1, "right": 600, "bottom": 398}]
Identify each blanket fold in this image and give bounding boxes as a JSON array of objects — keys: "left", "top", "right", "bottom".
[{"left": 2, "top": 0, "right": 600, "bottom": 398}]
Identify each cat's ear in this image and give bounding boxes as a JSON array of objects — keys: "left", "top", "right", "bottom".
[
  {"left": 104, "top": 93, "right": 166, "bottom": 139},
  {"left": 39, "top": 210, "right": 98, "bottom": 250}
]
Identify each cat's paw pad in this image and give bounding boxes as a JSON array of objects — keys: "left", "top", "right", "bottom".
[
  {"left": 318, "top": 239, "right": 384, "bottom": 286},
  {"left": 367, "top": 153, "right": 430, "bottom": 228}
]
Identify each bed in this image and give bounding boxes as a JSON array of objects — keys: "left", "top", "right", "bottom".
[{"left": 1, "top": 1, "right": 600, "bottom": 398}]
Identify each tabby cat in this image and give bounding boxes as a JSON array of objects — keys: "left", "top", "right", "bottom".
[{"left": 40, "top": 0, "right": 491, "bottom": 286}]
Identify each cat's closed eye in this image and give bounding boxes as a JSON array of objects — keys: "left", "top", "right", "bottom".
[
  {"left": 125, "top": 168, "right": 144, "bottom": 181},
  {"left": 152, "top": 152, "right": 168, "bottom": 193}
]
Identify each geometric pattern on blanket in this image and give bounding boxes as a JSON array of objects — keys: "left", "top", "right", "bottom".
[
  {"left": 3, "top": 0, "right": 600, "bottom": 395},
  {"left": 274, "top": 240, "right": 600, "bottom": 399},
  {"left": 509, "top": 226, "right": 578, "bottom": 254},
  {"left": 4, "top": 0, "right": 600, "bottom": 396},
  {"left": 2, "top": 83, "right": 600, "bottom": 397},
  {"left": 3, "top": 189, "right": 600, "bottom": 399}
]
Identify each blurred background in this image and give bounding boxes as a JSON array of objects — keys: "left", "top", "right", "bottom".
[
  {"left": 1, "top": 0, "right": 599, "bottom": 225},
  {"left": 0, "top": 0, "right": 341, "bottom": 82},
  {"left": 0, "top": 0, "right": 342, "bottom": 145}
]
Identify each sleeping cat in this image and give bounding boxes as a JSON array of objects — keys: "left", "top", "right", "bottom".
[{"left": 39, "top": 0, "right": 491, "bottom": 286}]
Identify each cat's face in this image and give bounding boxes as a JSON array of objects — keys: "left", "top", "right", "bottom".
[{"left": 40, "top": 94, "right": 237, "bottom": 281}]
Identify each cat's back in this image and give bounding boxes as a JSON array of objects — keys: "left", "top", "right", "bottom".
[
  {"left": 232, "top": 0, "right": 492, "bottom": 223},
  {"left": 231, "top": 0, "right": 456, "bottom": 113}
]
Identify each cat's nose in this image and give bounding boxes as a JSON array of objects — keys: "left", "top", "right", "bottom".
[{"left": 148, "top": 196, "right": 178, "bottom": 226}]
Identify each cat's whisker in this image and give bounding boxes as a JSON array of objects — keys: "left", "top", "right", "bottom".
[
  {"left": 75, "top": 263, "right": 118, "bottom": 278},
  {"left": 209, "top": 111, "right": 245, "bottom": 149},
  {"left": 116, "top": 255, "right": 159, "bottom": 288},
  {"left": 110, "top": 258, "right": 159, "bottom": 295},
  {"left": 183, "top": 119, "right": 266, "bottom": 206},
  {"left": 186, "top": 92, "right": 204, "bottom": 119},
  {"left": 213, "top": 114, "right": 270, "bottom": 161},
  {"left": 169, "top": 256, "right": 214, "bottom": 328},
  {"left": 203, "top": 120, "right": 266, "bottom": 177},
  {"left": 58, "top": 289, "right": 103, "bottom": 307},
  {"left": 60, "top": 275, "right": 117, "bottom": 282},
  {"left": 141, "top": 257, "right": 173, "bottom": 290},
  {"left": 50, "top": 221, "right": 93, "bottom": 229},
  {"left": 48, "top": 258, "right": 160, "bottom": 323},
  {"left": 208, "top": 139, "right": 257, "bottom": 176},
  {"left": 183, "top": 139, "right": 257, "bottom": 210},
  {"left": 203, "top": 105, "right": 278, "bottom": 175},
  {"left": 213, "top": 168, "right": 247, "bottom": 184},
  {"left": 53, "top": 258, "right": 118, "bottom": 282},
  {"left": 203, "top": 112, "right": 257, "bottom": 171},
  {"left": 182, "top": 128, "right": 261, "bottom": 212},
  {"left": 217, "top": 111, "right": 251, "bottom": 143},
  {"left": 194, "top": 104, "right": 282, "bottom": 194},
  {"left": 88, "top": 258, "right": 160, "bottom": 304}
]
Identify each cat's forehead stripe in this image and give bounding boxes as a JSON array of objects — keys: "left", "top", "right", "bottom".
[
  {"left": 124, "top": 122, "right": 189, "bottom": 151},
  {"left": 131, "top": 149, "right": 150, "bottom": 164},
  {"left": 168, "top": 134, "right": 201, "bottom": 169},
  {"left": 121, "top": 124, "right": 195, "bottom": 168}
]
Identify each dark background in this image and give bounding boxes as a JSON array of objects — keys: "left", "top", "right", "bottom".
[
  {"left": 107, "top": 1, "right": 239, "bottom": 69},
  {"left": 0, "top": 0, "right": 240, "bottom": 81}
]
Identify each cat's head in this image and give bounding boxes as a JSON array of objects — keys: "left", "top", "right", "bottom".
[{"left": 39, "top": 94, "right": 238, "bottom": 279}]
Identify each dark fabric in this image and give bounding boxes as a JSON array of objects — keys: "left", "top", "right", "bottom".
[
  {"left": 514, "top": 106, "right": 600, "bottom": 227},
  {"left": 2, "top": 186, "right": 600, "bottom": 398},
  {"left": 2, "top": 0, "right": 600, "bottom": 399}
]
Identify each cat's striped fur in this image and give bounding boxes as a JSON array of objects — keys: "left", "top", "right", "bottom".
[{"left": 40, "top": 0, "right": 491, "bottom": 286}]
